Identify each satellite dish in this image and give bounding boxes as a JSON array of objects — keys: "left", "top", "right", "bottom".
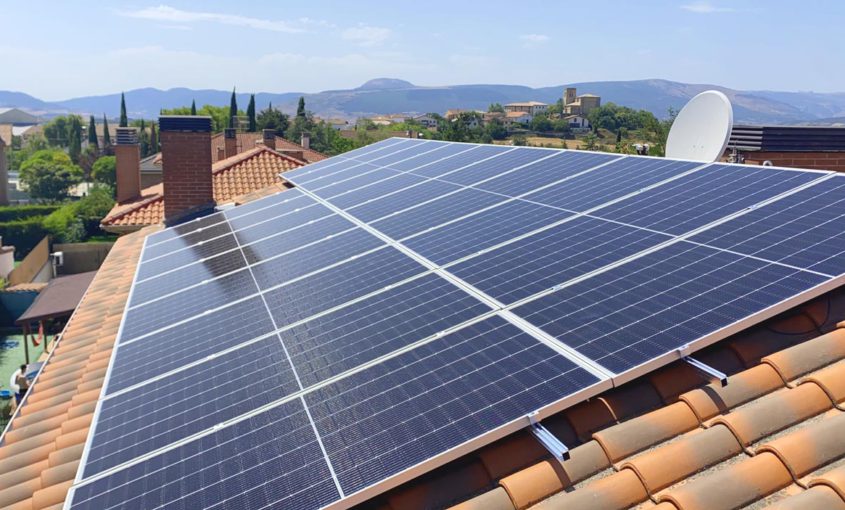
[{"left": 665, "top": 90, "right": 733, "bottom": 162}]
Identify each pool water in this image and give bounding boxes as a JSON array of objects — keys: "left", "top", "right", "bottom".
[{"left": 0, "top": 333, "right": 46, "bottom": 395}]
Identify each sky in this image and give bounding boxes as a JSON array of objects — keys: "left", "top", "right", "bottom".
[{"left": 1, "top": 0, "right": 843, "bottom": 100}]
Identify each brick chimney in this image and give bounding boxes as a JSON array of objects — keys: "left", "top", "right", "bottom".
[
  {"left": 114, "top": 127, "right": 141, "bottom": 203},
  {"left": 224, "top": 128, "right": 238, "bottom": 159},
  {"left": 0, "top": 137, "right": 8, "bottom": 206},
  {"left": 300, "top": 132, "right": 310, "bottom": 150},
  {"left": 280, "top": 150, "right": 305, "bottom": 161},
  {"left": 216, "top": 146, "right": 225, "bottom": 162},
  {"left": 263, "top": 129, "right": 276, "bottom": 150},
  {"left": 159, "top": 116, "right": 214, "bottom": 222}
]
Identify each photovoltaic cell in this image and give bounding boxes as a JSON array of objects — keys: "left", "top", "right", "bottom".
[
  {"left": 513, "top": 241, "right": 827, "bottom": 374},
  {"left": 250, "top": 228, "right": 385, "bottom": 290},
  {"left": 345, "top": 138, "right": 428, "bottom": 164},
  {"left": 476, "top": 151, "right": 620, "bottom": 196},
  {"left": 691, "top": 176, "right": 845, "bottom": 276},
  {"left": 302, "top": 162, "right": 383, "bottom": 192},
  {"left": 85, "top": 336, "right": 298, "bottom": 477},
  {"left": 227, "top": 198, "right": 328, "bottom": 233},
  {"left": 306, "top": 315, "right": 600, "bottom": 495},
  {"left": 139, "top": 234, "right": 239, "bottom": 280},
  {"left": 408, "top": 144, "right": 511, "bottom": 178},
  {"left": 358, "top": 140, "right": 445, "bottom": 167},
  {"left": 122, "top": 269, "right": 258, "bottom": 340},
  {"left": 371, "top": 187, "right": 507, "bottom": 239},
  {"left": 593, "top": 164, "right": 821, "bottom": 235},
  {"left": 450, "top": 216, "right": 671, "bottom": 304},
  {"left": 131, "top": 249, "right": 247, "bottom": 305},
  {"left": 69, "top": 401, "right": 341, "bottom": 510},
  {"left": 107, "top": 296, "right": 276, "bottom": 394},
  {"left": 239, "top": 214, "right": 357, "bottom": 264},
  {"left": 346, "top": 179, "right": 462, "bottom": 223},
  {"left": 141, "top": 222, "right": 234, "bottom": 262},
  {"left": 281, "top": 273, "right": 492, "bottom": 387},
  {"left": 145, "top": 211, "right": 228, "bottom": 246},
  {"left": 328, "top": 172, "right": 429, "bottom": 209},
  {"left": 222, "top": 187, "right": 306, "bottom": 220},
  {"left": 403, "top": 199, "right": 573, "bottom": 266},
  {"left": 286, "top": 158, "right": 374, "bottom": 187},
  {"left": 439, "top": 147, "right": 553, "bottom": 186},
  {"left": 263, "top": 247, "right": 428, "bottom": 328},
  {"left": 524, "top": 157, "right": 703, "bottom": 212},
  {"left": 310, "top": 168, "right": 402, "bottom": 198},
  {"left": 384, "top": 142, "right": 477, "bottom": 172}
]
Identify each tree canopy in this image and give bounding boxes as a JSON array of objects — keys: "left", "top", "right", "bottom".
[
  {"left": 91, "top": 155, "right": 116, "bottom": 188},
  {"left": 87, "top": 115, "right": 98, "bottom": 149},
  {"left": 119, "top": 92, "right": 128, "bottom": 127},
  {"left": 19, "top": 149, "right": 84, "bottom": 201},
  {"left": 256, "top": 105, "right": 289, "bottom": 136}
]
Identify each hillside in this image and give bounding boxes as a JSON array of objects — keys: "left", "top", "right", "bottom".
[{"left": 4, "top": 79, "right": 845, "bottom": 125}]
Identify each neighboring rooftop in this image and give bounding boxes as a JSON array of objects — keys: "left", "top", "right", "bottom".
[
  {"left": 15, "top": 272, "right": 97, "bottom": 325},
  {"left": 729, "top": 125, "right": 845, "bottom": 152},
  {"left": 210, "top": 131, "right": 327, "bottom": 163},
  {"left": 100, "top": 146, "right": 303, "bottom": 231}
]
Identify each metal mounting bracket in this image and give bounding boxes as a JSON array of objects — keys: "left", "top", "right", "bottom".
[
  {"left": 527, "top": 412, "right": 570, "bottom": 461},
  {"left": 684, "top": 356, "right": 728, "bottom": 387}
]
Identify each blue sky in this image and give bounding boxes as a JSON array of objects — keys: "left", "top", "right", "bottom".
[{"left": 1, "top": 1, "right": 842, "bottom": 100}]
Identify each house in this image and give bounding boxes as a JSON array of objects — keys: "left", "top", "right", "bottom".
[
  {"left": 3, "top": 134, "right": 845, "bottom": 510},
  {"left": 504, "top": 101, "right": 549, "bottom": 117},
  {"left": 726, "top": 125, "right": 845, "bottom": 172},
  {"left": 413, "top": 114, "right": 438, "bottom": 129},
  {"left": 445, "top": 109, "right": 483, "bottom": 128},
  {"left": 0, "top": 108, "right": 39, "bottom": 145},
  {"left": 563, "top": 87, "right": 602, "bottom": 116},
  {"left": 503, "top": 110, "right": 532, "bottom": 126},
  {"left": 99, "top": 124, "right": 307, "bottom": 234},
  {"left": 565, "top": 114, "right": 591, "bottom": 129}
]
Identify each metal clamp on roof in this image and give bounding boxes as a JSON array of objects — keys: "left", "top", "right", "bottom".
[
  {"left": 684, "top": 356, "right": 728, "bottom": 387},
  {"left": 527, "top": 412, "right": 570, "bottom": 461}
]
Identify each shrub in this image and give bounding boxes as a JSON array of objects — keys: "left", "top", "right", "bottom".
[
  {"left": 0, "top": 205, "right": 61, "bottom": 222},
  {"left": 0, "top": 217, "right": 50, "bottom": 259}
]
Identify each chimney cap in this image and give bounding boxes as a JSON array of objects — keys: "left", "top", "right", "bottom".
[
  {"left": 159, "top": 115, "right": 212, "bottom": 133},
  {"left": 224, "top": 128, "right": 237, "bottom": 139},
  {"left": 116, "top": 127, "right": 139, "bottom": 145}
]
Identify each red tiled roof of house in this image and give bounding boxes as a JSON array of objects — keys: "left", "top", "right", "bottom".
[
  {"left": 101, "top": 146, "right": 304, "bottom": 230},
  {"left": 210, "top": 131, "right": 327, "bottom": 163}
]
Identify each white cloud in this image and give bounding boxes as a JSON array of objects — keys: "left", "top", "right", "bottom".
[
  {"left": 520, "top": 34, "right": 550, "bottom": 47},
  {"left": 120, "top": 5, "right": 307, "bottom": 33},
  {"left": 680, "top": 2, "right": 735, "bottom": 13},
  {"left": 342, "top": 25, "right": 392, "bottom": 47}
]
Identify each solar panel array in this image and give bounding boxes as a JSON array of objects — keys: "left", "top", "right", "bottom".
[{"left": 69, "top": 138, "right": 845, "bottom": 510}]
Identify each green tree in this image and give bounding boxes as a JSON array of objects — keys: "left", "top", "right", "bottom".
[
  {"left": 512, "top": 134, "right": 527, "bottom": 146},
  {"left": 530, "top": 114, "right": 553, "bottom": 133},
  {"left": 296, "top": 96, "right": 306, "bottom": 118},
  {"left": 43, "top": 116, "right": 71, "bottom": 146},
  {"left": 119, "top": 92, "right": 128, "bottom": 127},
  {"left": 150, "top": 121, "right": 158, "bottom": 153},
  {"left": 161, "top": 104, "right": 230, "bottom": 132},
  {"left": 488, "top": 103, "right": 505, "bottom": 113},
  {"left": 138, "top": 119, "right": 150, "bottom": 157},
  {"left": 68, "top": 116, "right": 83, "bottom": 163},
  {"left": 102, "top": 115, "right": 111, "bottom": 149},
  {"left": 583, "top": 132, "right": 599, "bottom": 151},
  {"left": 91, "top": 155, "right": 116, "bottom": 188},
  {"left": 247, "top": 94, "right": 256, "bottom": 132},
  {"left": 19, "top": 149, "right": 84, "bottom": 201},
  {"left": 87, "top": 115, "right": 99, "bottom": 149},
  {"left": 616, "top": 129, "right": 623, "bottom": 143},
  {"left": 256, "top": 105, "right": 289, "bottom": 136},
  {"left": 484, "top": 119, "right": 508, "bottom": 140},
  {"left": 228, "top": 88, "right": 238, "bottom": 129},
  {"left": 190, "top": 100, "right": 197, "bottom": 115}
]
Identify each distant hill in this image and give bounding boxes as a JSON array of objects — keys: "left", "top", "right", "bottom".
[{"left": 5, "top": 79, "right": 845, "bottom": 125}]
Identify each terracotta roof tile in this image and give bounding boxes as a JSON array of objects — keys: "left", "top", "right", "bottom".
[
  {"left": 499, "top": 460, "right": 565, "bottom": 509},
  {"left": 658, "top": 452, "right": 793, "bottom": 510},
  {"left": 757, "top": 410, "right": 845, "bottom": 479},
  {"left": 531, "top": 468, "right": 648, "bottom": 510},
  {"left": 800, "top": 360, "right": 845, "bottom": 405},
  {"left": 557, "top": 439, "right": 612, "bottom": 486},
  {"left": 210, "top": 131, "right": 327, "bottom": 163},
  {"left": 762, "top": 328, "right": 845, "bottom": 382},
  {"left": 679, "top": 363, "right": 785, "bottom": 421},
  {"left": 809, "top": 463, "right": 845, "bottom": 500},
  {"left": 385, "top": 459, "right": 492, "bottom": 510},
  {"left": 765, "top": 485, "right": 845, "bottom": 510},
  {"left": 623, "top": 424, "right": 742, "bottom": 493},
  {"left": 450, "top": 486, "right": 515, "bottom": 510},
  {"left": 712, "top": 383, "right": 832, "bottom": 445},
  {"left": 101, "top": 147, "right": 304, "bottom": 229},
  {"left": 477, "top": 430, "right": 549, "bottom": 480}
]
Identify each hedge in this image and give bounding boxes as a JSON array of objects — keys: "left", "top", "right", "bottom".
[
  {"left": 0, "top": 205, "right": 61, "bottom": 222},
  {"left": 0, "top": 216, "right": 50, "bottom": 259}
]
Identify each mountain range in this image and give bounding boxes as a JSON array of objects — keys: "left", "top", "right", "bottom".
[{"left": 3, "top": 78, "right": 845, "bottom": 125}]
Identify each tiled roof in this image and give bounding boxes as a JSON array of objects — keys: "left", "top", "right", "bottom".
[
  {"left": 360, "top": 289, "right": 845, "bottom": 510},
  {"left": 101, "top": 147, "right": 304, "bottom": 230},
  {"left": 0, "top": 227, "right": 154, "bottom": 510},
  {"left": 210, "top": 131, "right": 327, "bottom": 163}
]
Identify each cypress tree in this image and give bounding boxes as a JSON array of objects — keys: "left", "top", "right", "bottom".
[
  {"left": 247, "top": 94, "right": 256, "bottom": 132},
  {"left": 102, "top": 115, "right": 111, "bottom": 147},
  {"left": 119, "top": 92, "right": 128, "bottom": 127},
  {"left": 228, "top": 88, "right": 237, "bottom": 129},
  {"left": 296, "top": 97, "right": 306, "bottom": 118},
  {"left": 190, "top": 100, "right": 197, "bottom": 116},
  {"left": 88, "top": 115, "right": 99, "bottom": 149},
  {"left": 139, "top": 119, "right": 149, "bottom": 157},
  {"left": 68, "top": 116, "right": 82, "bottom": 163},
  {"left": 150, "top": 122, "right": 158, "bottom": 153}
]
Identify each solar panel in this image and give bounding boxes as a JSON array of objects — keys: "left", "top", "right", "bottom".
[{"left": 72, "top": 139, "right": 844, "bottom": 510}]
